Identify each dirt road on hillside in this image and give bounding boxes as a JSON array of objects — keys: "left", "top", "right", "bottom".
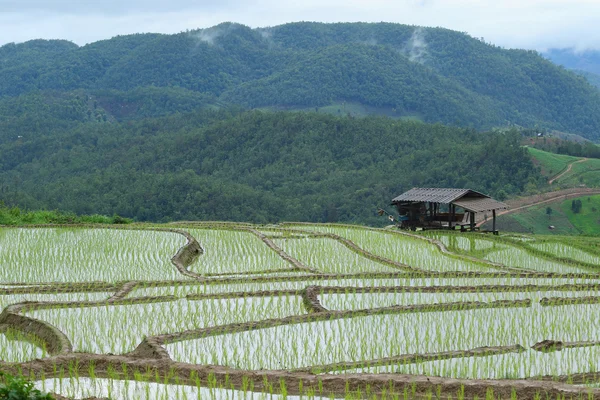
[{"left": 548, "top": 158, "right": 588, "bottom": 184}]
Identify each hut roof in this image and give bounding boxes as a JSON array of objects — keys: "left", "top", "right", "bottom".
[{"left": 391, "top": 187, "right": 508, "bottom": 212}]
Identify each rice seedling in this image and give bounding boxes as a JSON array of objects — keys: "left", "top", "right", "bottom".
[
  {"left": 273, "top": 238, "right": 398, "bottom": 274},
  {"left": 423, "top": 233, "right": 497, "bottom": 252},
  {"left": 27, "top": 295, "right": 305, "bottom": 354},
  {"left": 2, "top": 224, "right": 600, "bottom": 398},
  {"left": 530, "top": 242, "right": 600, "bottom": 265},
  {"left": 285, "top": 225, "right": 499, "bottom": 272},
  {"left": 166, "top": 302, "right": 600, "bottom": 372},
  {"left": 129, "top": 276, "right": 600, "bottom": 298},
  {"left": 0, "top": 228, "right": 188, "bottom": 283},
  {"left": 320, "top": 289, "right": 600, "bottom": 311},
  {"left": 0, "top": 330, "right": 48, "bottom": 362},
  {"left": 358, "top": 346, "right": 600, "bottom": 380},
  {"left": 34, "top": 377, "right": 334, "bottom": 399},
  {"left": 187, "top": 229, "right": 292, "bottom": 274},
  {"left": 483, "top": 247, "right": 588, "bottom": 274}
]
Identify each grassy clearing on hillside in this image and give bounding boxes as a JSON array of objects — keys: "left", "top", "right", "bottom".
[
  {"left": 557, "top": 158, "right": 600, "bottom": 186},
  {"left": 508, "top": 203, "right": 578, "bottom": 235},
  {"left": 527, "top": 146, "right": 600, "bottom": 187},
  {"left": 559, "top": 195, "right": 600, "bottom": 235},
  {"left": 488, "top": 195, "right": 600, "bottom": 235},
  {"left": 527, "top": 147, "right": 579, "bottom": 178}
]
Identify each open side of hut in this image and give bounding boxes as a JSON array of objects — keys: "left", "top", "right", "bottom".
[{"left": 391, "top": 188, "right": 508, "bottom": 234}]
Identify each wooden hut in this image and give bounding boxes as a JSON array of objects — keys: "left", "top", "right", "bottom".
[{"left": 391, "top": 188, "right": 508, "bottom": 234}]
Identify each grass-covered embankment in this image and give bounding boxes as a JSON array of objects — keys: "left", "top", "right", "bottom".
[{"left": 0, "top": 204, "right": 130, "bottom": 226}]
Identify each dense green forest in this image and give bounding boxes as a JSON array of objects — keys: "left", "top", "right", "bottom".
[
  {"left": 2, "top": 22, "right": 600, "bottom": 139},
  {"left": 0, "top": 109, "right": 542, "bottom": 224}
]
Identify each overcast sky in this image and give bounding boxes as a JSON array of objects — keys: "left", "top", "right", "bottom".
[{"left": 1, "top": 0, "right": 599, "bottom": 51}]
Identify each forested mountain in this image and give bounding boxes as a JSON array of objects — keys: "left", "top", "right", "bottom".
[
  {"left": 2, "top": 22, "right": 600, "bottom": 139},
  {"left": 0, "top": 110, "right": 542, "bottom": 224}
]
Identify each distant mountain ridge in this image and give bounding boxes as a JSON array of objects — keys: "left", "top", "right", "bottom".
[
  {"left": 544, "top": 48, "right": 600, "bottom": 75},
  {"left": 2, "top": 22, "right": 600, "bottom": 139}
]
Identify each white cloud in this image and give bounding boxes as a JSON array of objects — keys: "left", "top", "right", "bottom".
[{"left": 0, "top": 0, "right": 598, "bottom": 51}]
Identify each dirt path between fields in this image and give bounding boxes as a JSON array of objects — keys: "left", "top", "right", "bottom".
[
  {"left": 548, "top": 158, "right": 588, "bottom": 184},
  {"left": 291, "top": 344, "right": 526, "bottom": 374}
]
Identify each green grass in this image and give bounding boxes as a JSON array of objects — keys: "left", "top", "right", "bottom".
[
  {"left": 478, "top": 203, "right": 577, "bottom": 235},
  {"left": 559, "top": 194, "right": 600, "bottom": 235},
  {"left": 488, "top": 195, "right": 600, "bottom": 236},
  {"left": 527, "top": 146, "right": 600, "bottom": 187},
  {"left": 556, "top": 158, "right": 600, "bottom": 186},
  {"left": 527, "top": 147, "right": 579, "bottom": 178},
  {"left": 509, "top": 203, "right": 579, "bottom": 235},
  {"left": 0, "top": 204, "right": 130, "bottom": 225}
]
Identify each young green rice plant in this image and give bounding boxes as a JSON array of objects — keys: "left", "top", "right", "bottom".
[
  {"left": 129, "top": 276, "right": 600, "bottom": 298},
  {"left": 530, "top": 242, "right": 600, "bottom": 266},
  {"left": 0, "top": 330, "right": 48, "bottom": 362},
  {"left": 0, "top": 228, "right": 188, "bottom": 283},
  {"left": 188, "top": 229, "right": 291, "bottom": 275},
  {"left": 166, "top": 302, "right": 600, "bottom": 373},
  {"left": 285, "top": 226, "right": 498, "bottom": 272},
  {"left": 35, "top": 377, "right": 333, "bottom": 399},
  {"left": 357, "top": 346, "right": 600, "bottom": 380},
  {"left": 320, "top": 289, "right": 600, "bottom": 311},
  {"left": 423, "top": 233, "right": 497, "bottom": 253},
  {"left": 483, "top": 247, "right": 589, "bottom": 274},
  {"left": 4, "top": 223, "right": 600, "bottom": 396},
  {"left": 260, "top": 229, "right": 310, "bottom": 239},
  {"left": 27, "top": 295, "right": 305, "bottom": 354},
  {"left": 273, "top": 238, "right": 397, "bottom": 274}
]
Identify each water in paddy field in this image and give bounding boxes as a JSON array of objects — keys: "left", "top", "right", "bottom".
[
  {"left": 166, "top": 301, "right": 600, "bottom": 373},
  {"left": 35, "top": 378, "right": 339, "bottom": 400},
  {"left": 0, "top": 331, "right": 47, "bottom": 362}
]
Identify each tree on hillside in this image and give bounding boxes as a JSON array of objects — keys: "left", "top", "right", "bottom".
[{"left": 571, "top": 199, "right": 583, "bottom": 214}]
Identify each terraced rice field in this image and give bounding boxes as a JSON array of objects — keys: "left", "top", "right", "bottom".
[{"left": 1, "top": 223, "right": 600, "bottom": 399}]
